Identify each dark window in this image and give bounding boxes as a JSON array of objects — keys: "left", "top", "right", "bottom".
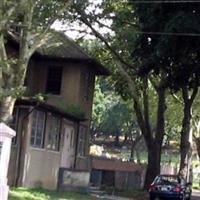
[
  {"left": 46, "top": 115, "right": 61, "bottom": 151},
  {"left": 30, "top": 110, "right": 46, "bottom": 148},
  {"left": 78, "top": 125, "right": 87, "bottom": 156},
  {"left": 46, "top": 66, "right": 63, "bottom": 94}
]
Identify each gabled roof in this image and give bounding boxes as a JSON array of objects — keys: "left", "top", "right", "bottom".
[{"left": 8, "top": 31, "right": 110, "bottom": 75}]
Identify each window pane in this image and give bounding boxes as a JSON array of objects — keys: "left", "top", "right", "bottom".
[
  {"left": 30, "top": 137, "right": 35, "bottom": 146},
  {"left": 30, "top": 110, "right": 45, "bottom": 148},
  {"left": 46, "top": 66, "right": 63, "bottom": 94},
  {"left": 47, "top": 115, "right": 61, "bottom": 151},
  {"left": 36, "top": 138, "right": 42, "bottom": 147}
]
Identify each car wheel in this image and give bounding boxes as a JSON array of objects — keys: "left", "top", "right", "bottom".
[
  {"left": 149, "top": 195, "right": 155, "bottom": 200},
  {"left": 185, "top": 192, "right": 191, "bottom": 200},
  {"left": 181, "top": 196, "right": 186, "bottom": 200},
  {"left": 186, "top": 196, "right": 191, "bottom": 200}
]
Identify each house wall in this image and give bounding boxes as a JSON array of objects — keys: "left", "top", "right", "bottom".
[
  {"left": 8, "top": 107, "right": 29, "bottom": 186},
  {"left": 9, "top": 57, "right": 98, "bottom": 188},
  {"left": 26, "top": 59, "right": 96, "bottom": 171},
  {"left": 25, "top": 60, "right": 47, "bottom": 95},
  {"left": 26, "top": 59, "right": 87, "bottom": 106},
  {"left": 21, "top": 113, "right": 78, "bottom": 190},
  {"left": 75, "top": 65, "right": 95, "bottom": 170},
  {"left": 8, "top": 107, "right": 79, "bottom": 190},
  {"left": 8, "top": 146, "right": 18, "bottom": 185},
  {"left": 23, "top": 148, "right": 61, "bottom": 189}
]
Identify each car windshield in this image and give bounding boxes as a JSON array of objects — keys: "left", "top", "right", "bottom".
[{"left": 155, "top": 176, "right": 181, "bottom": 185}]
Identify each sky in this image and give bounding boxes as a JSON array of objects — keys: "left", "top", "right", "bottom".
[{"left": 51, "top": 0, "right": 113, "bottom": 40}]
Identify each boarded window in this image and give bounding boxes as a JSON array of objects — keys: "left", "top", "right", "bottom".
[
  {"left": 46, "top": 66, "right": 63, "bottom": 94},
  {"left": 46, "top": 115, "right": 61, "bottom": 151},
  {"left": 30, "top": 110, "right": 46, "bottom": 148},
  {"left": 78, "top": 125, "right": 87, "bottom": 156}
]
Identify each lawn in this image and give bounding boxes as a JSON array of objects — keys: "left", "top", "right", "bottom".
[{"left": 9, "top": 187, "right": 99, "bottom": 200}]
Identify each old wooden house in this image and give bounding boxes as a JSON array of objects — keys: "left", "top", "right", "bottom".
[{"left": 7, "top": 31, "right": 109, "bottom": 190}]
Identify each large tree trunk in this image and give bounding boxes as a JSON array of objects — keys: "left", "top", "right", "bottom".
[
  {"left": 193, "top": 120, "right": 200, "bottom": 160},
  {"left": 145, "top": 139, "right": 162, "bottom": 187},
  {"left": 196, "top": 139, "right": 200, "bottom": 160},
  {"left": 143, "top": 88, "right": 166, "bottom": 188},
  {"left": 179, "top": 101, "right": 192, "bottom": 179},
  {"left": 194, "top": 137, "right": 200, "bottom": 160},
  {"left": 0, "top": 97, "right": 16, "bottom": 123},
  {"left": 179, "top": 86, "right": 197, "bottom": 180},
  {"left": 130, "top": 133, "right": 142, "bottom": 162}
]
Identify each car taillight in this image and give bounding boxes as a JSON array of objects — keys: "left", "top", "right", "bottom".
[
  {"left": 149, "top": 184, "right": 156, "bottom": 192},
  {"left": 173, "top": 186, "right": 181, "bottom": 192}
]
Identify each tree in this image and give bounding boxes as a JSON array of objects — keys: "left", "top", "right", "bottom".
[
  {"left": 70, "top": 1, "right": 167, "bottom": 188},
  {"left": 92, "top": 77, "right": 139, "bottom": 146},
  {"left": 0, "top": 0, "right": 72, "bottom": 123},
  {"left": 129, "top": 1, "right": 200, "bottom": 181}
]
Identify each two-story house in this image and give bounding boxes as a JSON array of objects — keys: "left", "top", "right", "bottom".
[{"left": 7, "top": 31, "right": 109, "bottom": 189}]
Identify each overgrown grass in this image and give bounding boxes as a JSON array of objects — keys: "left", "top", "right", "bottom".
[
  {"left": 9, "top": 187, "right": 98, "bottom": 200},
  {"left": 115, "top": 189, "right": 148, "bottom": 200},
  {"left": 102, "top": 186, "right": 148, "bottom": 200}
]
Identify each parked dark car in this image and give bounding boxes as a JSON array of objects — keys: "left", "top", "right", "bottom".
[{"left": 149, "top": 174, "right": 192, "bottom": 200}]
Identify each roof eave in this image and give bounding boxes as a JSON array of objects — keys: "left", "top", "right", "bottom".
[{"left": 15, "top": 99, "right": 87, "bottom": 122}]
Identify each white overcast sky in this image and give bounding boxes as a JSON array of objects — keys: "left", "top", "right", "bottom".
[{"left": 51, "top": 0, "right": 113, "bottom": 40}]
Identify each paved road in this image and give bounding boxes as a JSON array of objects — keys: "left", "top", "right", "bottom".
[{"left": 192, "top": 190, "right": 200, "bottom": 200}]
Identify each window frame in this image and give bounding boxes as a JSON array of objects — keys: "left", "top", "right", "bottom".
[
  {"left": 46, "top": 114, "right": 61, "bottom": 151},
  {"left": 46, "top": 65, "right": 63, "bottom": 95},
  {"left": 30, "top": 110, "right": 46, "bottom": 149}
]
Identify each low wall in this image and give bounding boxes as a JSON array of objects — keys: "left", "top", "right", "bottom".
[
  {"left": 58, "top": 168, "right": 90, "bottom": 192},
  {"left": 115, "top": 171, "right": 142, "bottom": 190}
]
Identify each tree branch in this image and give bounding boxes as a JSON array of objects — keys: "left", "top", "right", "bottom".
[
  {"left": 28, "top": 0, "right": 73, "bottom": 57},
  {"left": 74, "top": 5, "right": 136, "bottom": 71}
]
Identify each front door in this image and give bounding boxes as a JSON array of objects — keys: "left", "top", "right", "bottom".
[{"left": 60, "top": 125, "right": 75, "bottom": 168}]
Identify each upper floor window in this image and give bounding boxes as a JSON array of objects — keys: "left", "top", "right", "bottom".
[
  {"left": 30, "top": 110, "right": 46, "bottom": 148},
  {"left": 46, "top": 66, "right": 63, "bottom": 94},
  {"left": 46, "top": 115, "right": 61, "bottom": 151}
]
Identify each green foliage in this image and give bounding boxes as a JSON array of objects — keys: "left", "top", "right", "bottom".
[
  {"left": 133, "top": 3, "right": 200, "bottom": 90},
  {"left": 92, "top": 78, "right": 138, "bottom": 138},
  {"left": 32, "top": 93, "right": 49, "bottom": 102},
  {"left": 0, "top": 86, "right": 26, "bottom": 100}
]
